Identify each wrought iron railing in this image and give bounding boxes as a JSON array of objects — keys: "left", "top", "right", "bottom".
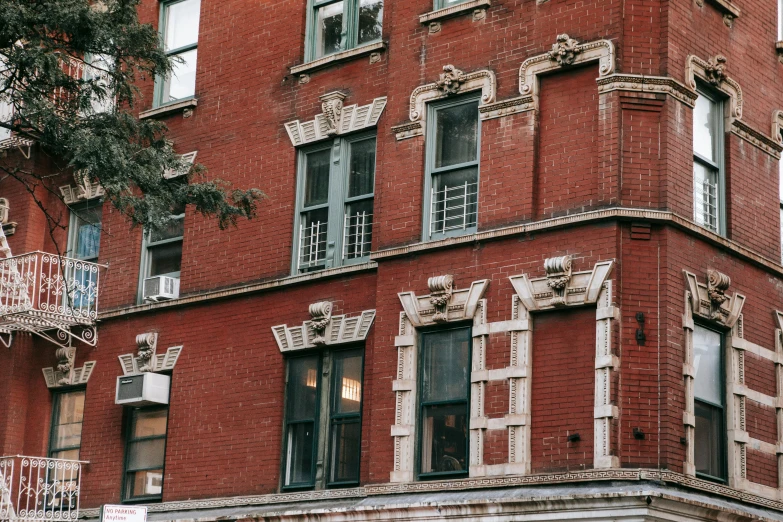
[
  {"left": 0, "top": 456, "right": 85, "bottom": 522},
  {"left": 343, "top": 211, "right": 372, "bottom": 260},
  {"left": 429, "top": 181, "right": 478, "bottom": 237},
  {"left": 297, "top": 221, "right": 328, "bottom": 272}
]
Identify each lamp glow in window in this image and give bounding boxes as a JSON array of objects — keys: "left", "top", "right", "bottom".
[
  {"left": 341, "top": 377, "right": 361, "bottom": 402},
  {"left": 306, "top": 368, "right": 318, "bottom": 388}
]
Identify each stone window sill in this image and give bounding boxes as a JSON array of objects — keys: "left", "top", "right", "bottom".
[
  {"left": 702, "top": 0, "right": 740, "bottom": 19},
  {"left": 139, "top": 97, "right": 198, "bottom": 120},
  {"left": 419, "top": 0, "right": 491, "bottom": 24},
  {"left": 290, "top": 41, "right": 386, "bottom": 77}
]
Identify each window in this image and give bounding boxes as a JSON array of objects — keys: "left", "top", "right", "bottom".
[
  {"left": 141, "top": 205, "right": 184, "bottom": 281},
  {"left": 779, "top": 0, "right": 783, "bottom": 41},
  {"left": 693, "top": 324, "right": 726, "bottom": 481},
  {"left": 424, "top": 95, "right": 480, "bottom": 240},
  {"left": 49, "top": 390, "right": 86, "bottom": 460},
  {"left": 779, "top": 158, "right": 782, "bottom": 264},
  {"left": 124, "top": 407, "right": 168, "bottom": 501},
  {"left": 693, "top": 88, "right": 725, "bottom": 234},
  {"left": 68, "top": 201, "right": 101, "bottom": 264},
  {"left": 0, "top": 54, "right": 11, "bottom": 142},
  {"left": 283, "top": 349, "right": 364, "bottom": 489},
  {"left": 156, "top": 0, "right": 200, "bottom": 106},
  {"left": 418, "top": 327, "right": 470, "bottom": 478},
  {"left": 83, "top": 53, "right": 115, "bottom": 114},
  {"left": 294, "top": 134, "right": 375, "bottom": 274},
  {"left": 306, "top": 0, "right": 383, "bottom": 61}
]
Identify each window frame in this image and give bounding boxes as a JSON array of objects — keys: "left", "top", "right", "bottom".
[
  {"left": 291, "top": 131, "right": 377, "bottom": 274},
  {"left": 280, "top": 347, "right": 365, "bottom": 491},
  {"left": 779, "top": 0, "right": 783, "bottom": 41},
  {"left": 154, "top": 0, "right": 200, "bottom": 108},
  {"left": 136, "top": 209, "right": 185, "bottom": 303},
  {"left": 423, "top": 93, "right": 482, "bottom": 242},
  {"left": 692, "top": 323, "right": 728, "bottom": 483},
  {"left": 122, "top": 406, "right": 169, "bottom": 503},
  {"left": 692, "top": 84, "right": 726, "bottom": 236},
  {"left": 67, "top": 200, "right": 102, "bottom": 263},
  {"left": 779, "top": 151, "right": 783, "bottom": 264},
  {"left": 304, "top": 0, "right": 383, "bottom": 62},
  {"left": 416, "top": 325, "right": 472, "bottom": 480},
  {"left": 48, "top": 388, "right": 87, "bottom": 460}
]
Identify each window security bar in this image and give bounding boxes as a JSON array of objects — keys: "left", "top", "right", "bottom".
[
  {"left": 694, "top": 173, "right": 718, "bottom": 232},
  {"left": 298, "top": 221, "right": 328, "bottom": 271},
  {"left": 342, "top": 211, "right": 373, "bottom": 260},
  {"left": 429, "top": 181, "right": 478, "bottom": 237}
]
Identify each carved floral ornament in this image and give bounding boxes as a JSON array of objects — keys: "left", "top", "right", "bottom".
[
  {"left": 773, "top": 110, "right": 783, "bottom": 147},
  {"left": 272, "top": 302, "right": 376, "bottom": 352},
  {"left": 118, "top": 331, "right": 183, "bottom": 375},
  {"left": 398, "top": 277, "right": 488, "bottom": 327},
  {"left": 60, "top": 171, "right": 105, "bottom": 205},
  {"left": 42, "top": 344, "right": 96, "bottom": 389},
  {"left": 683, "top": 269, "right": 745, "bottom": 327},
  {"left": 685, "top": 54, "right": 743, "bottom": 121},
  {"left": 510, "top": 257, "right": 614, "bottom": 311}
]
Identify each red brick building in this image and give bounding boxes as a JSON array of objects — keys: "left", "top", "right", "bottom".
[{"left": 3, "top": 0, "right": 783, "bottom": 521}]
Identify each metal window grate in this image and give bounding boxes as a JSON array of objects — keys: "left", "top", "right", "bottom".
[
  {"left": 694, "top": 168, "right": 719, "bottom": 232},
  {"left": 430, "top": 181, "right": 478, "bottom": 237},
  {"left": 343, "top": 212, "right": 372, "bottom": 260},
  {"left": 298, "top": 221, "right": 327, "bottom": 271}
]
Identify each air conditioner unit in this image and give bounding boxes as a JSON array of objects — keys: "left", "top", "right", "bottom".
[
  {"left": 143, "top": 275, "right": 180, "bottom": 302},
  {"left": 115, "top": 372, "right": 170, "bottom": 406}
]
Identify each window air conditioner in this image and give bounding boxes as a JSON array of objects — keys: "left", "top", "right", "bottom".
[
  {"left": 115, "top": 372, "right": 170, "bottom": 406},
  {"left": 143, "top": 275, "right": 180, "bottom": 302}
]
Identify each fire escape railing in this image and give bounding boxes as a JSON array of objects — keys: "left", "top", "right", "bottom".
[{"left": 0, "top": 456, "right": 85, "bottom": 522}]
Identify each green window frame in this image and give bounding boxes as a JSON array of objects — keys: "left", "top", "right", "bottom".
[
  {"left": 49, "top": 389, "right": 86, "bottom": 461},
  {"left": 154, "top": 0, "right": 200, "bottom": 107},
  {"left": 123, "top": 406, "right": 169, "bottom": 502},
  {"left": 282, "top": 348, "right": 364, "bottom": 490},
  {"left": 434, "top": 0, "right": 472, "bottom": 9},
  {"left": 423, "top": 94, "right": 481, "bottom": 241},
  {"left": 292, "top": 133, "right": 376, "bottom": 274},
  {"left": 417, "top": 327, "right": 471, "bottom": 479},
  {"left": 305, "top": 0, "right": 384, "bottom": 62},
  {"left": 692, "top": 324, "right": 727, "bottom": 482},
  {"left": 693, "top": 85, "right": 726, "bottom": 235}
]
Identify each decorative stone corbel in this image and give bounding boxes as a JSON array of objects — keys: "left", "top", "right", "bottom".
[
  {"left": 308, "top": 301, "right": 333, "bottom": 345},
  {"left": 436, "top": 65, "right": 466, "bottom": 95},
  {"left": 42, "top": 345, "right": 96, "bottom": 389},
  {"left": 704, "top": 55, "right": 727, "bottom": 86},
  {"left": 0, "top": 198, "right": 8, "bottom": 225},
  {"left": 428, "top": 275, "right": 454, "bottom": 322},
  {"left": 773, "top": 110, "right": 783, "bottom": 147},
  {"left": 118, "top": 331, "right": 182, "bottom": 375},
  {"left": 285, "top": 95, "right": 387, "bottom": 146},
  {"left": 548, "top": 34, "right": 582, "bottom": 66},
  {"left": 707, "top": 269, "right": 730, "bottom": 317},
  {"left": 510, "top": 259, "right": 614, "bottom": 311},
  {"left": 685, "top": 54, "right": 742, "bottom": 121},
  {"left": 60, "top": 171, "right": 105, "bottom": 204},
  {"left": 320, "top": 91, "right": 346, "bottom": 136},
  {"left": 544, "top": 255, "right": 572, "bottom": 307},
  {"left": 272, "top": 304, "right": 375, "bottom": 352},
  {"left": 683, "top": 270, "right": 745, "bottom": 328}
]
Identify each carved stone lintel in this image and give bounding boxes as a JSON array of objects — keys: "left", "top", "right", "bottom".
[
  {"left": 707, "top": 269, "right": 731, "bottom": 318},
  {"left": 436, "top": 65, "right": 467, "bottom": 95},
  {"left": 136, "top": 332, "right": 159, "bottom": 373},
  {"left": 704, "top": 55, "right": 728, "bottom": 86},
  {"left": 548, "top": 34, "right": 582, "bottom": 66},
  {"left": 683, "top": 270, "right": 744, "bottom": 328},
  {"left": 544, "top": 256, "right": 573, "bottom": 307},
  {"left": 428, "top": 275, "right": 454, "bottom": 323},
  {"left": 320, "top": 91, "right": 347, "bottom": 136},
  {"left": 309, "top": 301, "right": 333, "bottom": 345}
]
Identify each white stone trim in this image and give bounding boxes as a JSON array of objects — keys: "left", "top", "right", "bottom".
[
  {"left": 118, "top": 332, "right": 183, "bottom": 375},
  {"left": 685, "top": 54, "right": 743, "bottom": 122},
  {"left": 596, "top": 74, "right": 697, "bottom": 107},
  {"left": 419, "top": 0, "right": 491, "bottom": 24},
  {"left": 773, "top": 110, "right": 783, "bottom": 146},
  {"left": 284, "top": 96, "right": 387, "bottom": 147},
  {"left": 60, "top": 177, "right": 105, "bottom": 204},
  {"left": 271, "top": 303, "right": 376, "bottom": 352},
  {"left": 42, "top": 349, "right": 96, "bottom": 388},
  {"left": 289, "top": 41, "right": 386, "bottom": 76},
  {"left": 518, "top": 36, "right": 615, "bottom": 110}
]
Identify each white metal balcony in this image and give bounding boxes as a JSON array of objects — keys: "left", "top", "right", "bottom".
[
  {"left": 0, "top": 252, "right": 100, "bottom": 348},
  {"left": 0, "top": 456, "right": 85, "bottom": 522}
]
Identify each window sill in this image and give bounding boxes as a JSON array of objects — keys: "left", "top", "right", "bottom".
[
  {"left": 139, "top": 97, "right": 198, "bottom": 120},
  {"left": 702, "top": 0, "right": 740, "bottom": 20},
  {"left": 419, "top": 0, "right": 491, "bottom": 24},
  {"left": 290, "top": 41, "right": 386, "bottom": 77}
]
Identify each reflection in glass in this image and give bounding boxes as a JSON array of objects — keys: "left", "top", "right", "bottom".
[
  {"left": 315, "top": 2, "right": 344, "bottom": 58},
  {"left": 693, "top": 95, "right": 716, "bottom": 161},
  {"left": 348, "top": 139, "right": 375, "bottom": 198},
  {"left": 305, "top": 149, "right": 331, "bottom": 207},
  {"left": 328, "top": 350, "right": 363, "bottom": 485},
  {"left": 125, "top": 408, "right": 168, "bottom": 500},
  {"left": 72, "top": 205, "right": 102, "bottom": 261},
  {"left": 358, "top": 0, "right": 383, "bottom": 45},
  {"left": 165, "top": 0, "right": 201, "bottom": 51},
  {"left": 50, "top": 391, "right": 86, "bottom": 458},
  {"left": 149, "top": 242, "right": 183, "bottom": 277},
  {"left": 693, "top": 325, "right": 722, "bottom": 404},
  {"left": 285, "top": 356, "right": 319, "bottom": 486},
  {"left": 330, "top": 421, "right": 360, "bottom": 483},
  {"left": 163, "top": 48, "right": 197, "bottom": 102},
  {"left": 435, "top": 101, "right": 479, "bottom": 168}
]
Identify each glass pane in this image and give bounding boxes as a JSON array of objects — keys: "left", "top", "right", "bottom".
[
  {"left": 51, "top": 449, "right": 80, "bottom": 461},
  {"left": 420, "top": 403, "right": 467, "bottom": 474},
  {"left": 53, "top": 423, "right": 84, "bottom": 451},
  {"left": 298, "top": 208, "right": 329, "bottom": 272},
  {"left": 343, "top": 199, "right": 373, "bottom": 260},
  {"left": 315, "top": 1, "right": 343, "bottom": 58},
  {"left": 287, "top": 356, "right": 319, "bottom": 421},
  {"left": 285, "top": 422, "right": 315, "bottom": 485},
  {"left": 329, "top": 420, "right": 360, "bottom": 483},
  {"left": 332, "top": 351, "right": 362, "bottom": 414},
  {"left": 693, "top": 162, "right": 719, "bottom": 232},
  {"left": 56, "top": 391, "right": 85, "bottom": 425},
  {"left": 132, "top": 409, "right": 168, "bottom": 438},
  {"left": 693, "top": 94, "right": 716, "bottom": 161},
  {"left": 150, "top": 215, "right": 185, "bottom": 243},
  {"left": 435, "top": 101, "right": 479, "bottom": 168},
  {"left": 163, "top": 48, "right": 197, "bottom": 102},
  {"left": 431, "top": 167, "right": 478, "bottom": 236},
  {"left": 779, "top": 160, "right": 783, "bottom": 203},
  {"left": 304, "top": 149, "right": 331, "bottom": 207},
  {"left": 695, "top": 401, "right": 724, "bottom": 478},
  {"left": 164, "top": 0, "right": 201, "bottom": 51},
  {"left": 51, "top": 391, "right": 85, "bottom": 452},
  {"left": 348, "top": 139, "right": 375, "bottom": 198},
  {"left": 421, "top": 328, "right": 470, "bottom": 403},
  {"left": 84, "top": 53, "right": 115, "bottom": 114},
  {"left": 73, "top": 206, "right": 102, "bottom": 260},
  {"left": 149, "top": 241, "right": 183, "bottom": 276},
  {"left": 126, "top": 469, "right": 163, "bottom": 498},
  {"left": 693, "top": 325, "right": 722, "bottom": 405},
  {"left": 128, "top": 439, "right": 166, "bottom": 470},
  {"left": 357, "top": 0, "right": 383, "bottom": 45}
]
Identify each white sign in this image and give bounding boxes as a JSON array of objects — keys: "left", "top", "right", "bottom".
[{"left": 101, "top": 505, "right": 148, "bottom": 522}]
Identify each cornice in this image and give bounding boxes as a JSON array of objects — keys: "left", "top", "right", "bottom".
[
  {"left": 731, "top": 119, "right": 783, "bottom": 158},
  {"left": 596, "top": 74, "right": 697, "bottom": 106}
]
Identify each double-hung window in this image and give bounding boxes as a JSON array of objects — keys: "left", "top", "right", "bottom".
[
  {"left": 424, "top": 95, "right": 480, "bottom": 240},
  {"left": 294, "top": 134, "right": 375, "bottom": 273},
  {"left": 67, "top": 201, "right": 101, "bottom": 310},
  {"left": 693, "top": 324, "right": 726, "bottom": 482},
  {"left": 418, "top": 327, "right": 470, "bottom": 478},
  {"left": 693, "top": 87, "right": 725, "bottom": 235},
  {"left": 49, "top": 390, "right": 86, "bottom": 461},
  {"left": 157, "top": 0, "right": 200, "bottom": 106},
  {"left": 282, "top": 349, "right": 364, "bottom": 489},
  {"left": 140, "top": 203, "right": 185, "bottom": 297},
  {"left": 306, "top": 0, "right": 383, "bottom": 61},
  {"left": 124, "top": 407, "right": 169, "bottom": 501}
]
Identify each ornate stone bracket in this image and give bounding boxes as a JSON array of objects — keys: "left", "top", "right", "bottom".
[
  {"left": 392, "top": 65, "right": 496, "bottom": 140},
  {"left": 509, "top": 259, "right": 614, "bottom": 311},
  {"left": 60, "top": 172, "right": 105, "bottom": 204},
  {"left": 42, "top": 345, "right": 96, "bottom": 389},
  {"left": 398, "top": 277, "right": 489, "bottom": 327},
  {"left": 118, "top": 331, "right": 182, "bottom": 375},
  {"left": 518, "top": 36, "right": 615, "bottom": 110},
  {"left": 683, "top": 269, "right": 745, "bottom": 327},
  {"left": 285, "top": 94, "right": 387, "bottom": 146},
  {"left": 685, "top": 54, "right": 742, "bottom": 122},
  {"left": 272, "top": 303, "right": 376, "bottom": 352},
  {"left": 773, "top": 110, "right": 783, "bottom": 147},
  {"left": 0, "top": 198, "right": 14, "bottom": 236},
  {"left": 544, "top": 255, "right": 572, "bottom": 307}
]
